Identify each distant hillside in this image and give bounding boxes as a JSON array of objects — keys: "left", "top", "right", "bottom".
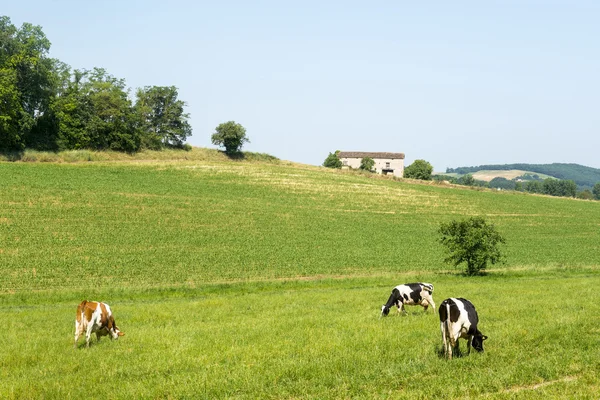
[{"left": 446, "top": 163, "right": 600, "bottom": 189}]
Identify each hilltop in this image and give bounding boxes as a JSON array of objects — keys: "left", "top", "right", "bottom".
[{"left": 446, "top": 163, "right": 600, "bottom": 189}]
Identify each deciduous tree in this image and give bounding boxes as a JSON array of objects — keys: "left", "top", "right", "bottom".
[
  {"left": 359, "top": 157, "right": 375, "bottom": 172},
  {"left": 323, "top": 151, "right": 342, "bottom": 168},
  {"left": 403, "top": 159, "right": 433, "bottom": 180},
  {"left": 211, "top": 121, "right": 249, "bottom": 154},
  {"left": 134, "top": 85, "right": 191, "bottom": 149},
  {"left": 438, "top": 217, "right": 505, "bottom": 276}
]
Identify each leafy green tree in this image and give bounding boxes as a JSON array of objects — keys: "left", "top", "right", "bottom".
[
  {"left": 323, "top": 150, "right": 342, "bottom": 168},
  {"left": 211, "top": 121, "right": 249, "bottom": 154},
  {"left": 543, "top": 178, "right": 576, "bottom": 197},
  {"left": 52, "top": 68, "right": 140, "bottom": 152},
  {"left": 514, "top": 181, "right": 523, "bottom": 191},
  {"left": 489, "top": 177, "right": 516, "bottom": 190},
  {"left": 359, "top": 157, "right": 375, "bottom": 172},
  {"left": 593, "top": 183, "right": 600, "bottom": 200},
  {"left": 525, "top": 180, "right": 543, "bottom": 193},
  {"left": 134, "top": 85, "right": 191, "bottom": 149},
  {"left": 438, "top": 217, "right": 506, "bottom": 276},
  {"left": 0, "top": 16, "right": 55, "bottom": 150},
  {"left": 577, "top": 190, "right": 593, "bottom": 200},
  {"left": 459, "top": 174, "right": 476, "bottom": 186},
  {"left": 403, "top": 159, "right": 433, "bottom": 180}
]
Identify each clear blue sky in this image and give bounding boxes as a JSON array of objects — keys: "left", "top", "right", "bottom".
[{"left": 5, "top": 1, "right": 600, "bottom": 170}]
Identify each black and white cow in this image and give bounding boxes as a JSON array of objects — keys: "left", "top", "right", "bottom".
[
  {"left": 381, "top": 283, "right": 435, "bottom": 316},
  {"left": 439, "top": 298, "right": 487, "bottom": 359}
]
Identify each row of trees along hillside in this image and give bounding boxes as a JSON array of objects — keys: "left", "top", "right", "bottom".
[
  {"left": 0, "top": 16, "right": 191, "bottom": 153},
  {"left": 446, "top": 163, "right": 600, "bottom": 190}
]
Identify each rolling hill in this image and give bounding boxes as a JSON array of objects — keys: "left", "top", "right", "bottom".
[
  {"left": 1, "top": 151, "right": 600, "bottom": 398},
  {"left": 446, "top": 163, "right": 600, "bottom": 189}
]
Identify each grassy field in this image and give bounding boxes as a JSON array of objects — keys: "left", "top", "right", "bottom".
[{"left": 1, "top": 157, "right": 600, "bottom": 398}]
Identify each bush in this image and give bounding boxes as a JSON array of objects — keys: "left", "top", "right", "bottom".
[
  {"left": 404, "top": 159, "right": 433, "bottom": 180},
  {"left": 323, "top": 151, "right": 342, "bottom": 168},
  {"left": 359, "top": 157, "right": 375, "bottom": 172},
  {"left": 438, "top": 217, "right": 506, "bottom": 276}
]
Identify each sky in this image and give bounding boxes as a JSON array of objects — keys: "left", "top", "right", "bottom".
[{"left": 4, "top": 1, "right": 600, "bottom": 171}]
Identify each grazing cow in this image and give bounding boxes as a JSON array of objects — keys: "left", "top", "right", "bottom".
[
  {"left": 439, "top": 298, "right": 487, "bottom": 359},
  {"left": 381, "top": 282, "right": 435, "bottom": 316},
  {"left": 74, "top": 300, "right": 124, "bottom": 348}
]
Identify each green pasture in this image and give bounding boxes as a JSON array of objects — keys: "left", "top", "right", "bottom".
[{"left": 1, "top": 160, "right": 600, "bottom": 398}]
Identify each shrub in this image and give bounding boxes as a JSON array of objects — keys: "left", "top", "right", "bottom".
[
  {"left": 404, "top": 159, "right": 433, "bottom": 180},
  {"left": 438, "top": 217, "right": 505, "bottom": 276}
]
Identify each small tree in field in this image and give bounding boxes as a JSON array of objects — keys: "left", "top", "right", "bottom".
[
  {"left": 211, "top": 121, "right": 249, "bottom": 154},
  {"left": 438, "top": 217, "right": 505, "bottom": 276},
  {"left": 360, "top": 157, "right": 375, "bottom": 172},
  {"left": 403, "top": 159, "right": 433, "bottom": 180},
  {"left": 323, "top": 150, "right": 342, "bottom": 168}
]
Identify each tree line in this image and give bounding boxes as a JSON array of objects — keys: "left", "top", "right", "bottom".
[
  {"left": 446, "top": 163, "right": 600, "bottom": 190},
  {"left": 0, "top": 16, "right": 191, "bottom": 153}
]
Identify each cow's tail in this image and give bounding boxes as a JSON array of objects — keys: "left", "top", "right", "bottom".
[{"left": 76, "top": 300, "right": 88, "bottom": 323}]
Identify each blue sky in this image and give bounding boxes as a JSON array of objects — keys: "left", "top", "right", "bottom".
[{"left": 4, "top": 1, "right": 600, "bottom": 170}]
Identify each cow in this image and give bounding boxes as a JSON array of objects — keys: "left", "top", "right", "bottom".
[
  {"left": 74, "top": 300, "right": 124, "bottom": 348},
  {"left": 381, "top": 282, "right": 435, "bottom": 316},
  {"left": 439, "top": 297, "right": 487, "bottom": 359}
]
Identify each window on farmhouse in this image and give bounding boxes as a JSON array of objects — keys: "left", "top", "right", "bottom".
[
  {"left": 385, "top": 162, "right": 390, "bottom": 168},
  {"left": 343, "top": 160, "right": 348, "bottom": 166}
]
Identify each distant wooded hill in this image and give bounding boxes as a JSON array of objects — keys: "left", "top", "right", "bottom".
[{"left": 446, "top": 163, "right": 600, "bottom": 189}]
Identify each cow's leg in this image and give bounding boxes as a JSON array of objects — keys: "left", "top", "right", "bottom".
[
  {"left": 400, "top": 304, "right": 407, "bottom": 315},
  {"left": 85, "top": 324, "right": 94, "bottom": 348},
  {"left": 428, "top": 298, "right": 436, "bottom": 313},
  {"left": 74, "top": 321, "right": 82, "bottom": 349},
  {"left": 96, "top": 332, "right": 102, "bottom": 342},
  {"left": 440, "top": 322, "right": 450, "bottom": 359},
  {"left": 467, "top": 335, "right": 472, "bottom": 355}
]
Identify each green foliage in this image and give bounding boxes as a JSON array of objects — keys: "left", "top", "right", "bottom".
[
  {"left": 403, "top": 159, "right": 433, "bottom": 180},
  {"left": 359, "top": 156, "right": 375, "bottom": 172},
  {"left": 211, "top": 121, "right": 249, "bottom": 154},
  {"left": 0, "top": 16, "right": 54, "bottom": 150},
  {"left": 458, "top": 174, "right": 476, "bottom": 186},
  {"left": 134, "top": 86, "right": 192, "bottom": 149},
  {"left": 0, "top": 15, "right": 192, "bottom": 153},
  {"left": 525, "top": 180, "right": 543, "bottom": 193},
  {"left": 577, "top": 190, "right": 593, "bottom": 200},
  {"left": 543, "top": 178, "right": 577, "bottom": 198},
  {"left": 447, "top": 163, "right": 600, "bottom": 190},
  {"left": 593, "top": 183, "right": 600, "bottom": 200},
  {"left": 489, "top": 177, "right": 516, "bottom": 190},
  {"left": 438, "top": 217, "right": 506, "bottom": 276},
  {"left": 323, "top": 150, "right": 342, "bottom": 168}
]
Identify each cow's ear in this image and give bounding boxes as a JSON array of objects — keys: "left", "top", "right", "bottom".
[
  {"left": 482, "top": 335, "right": 488, "bottom": 341},
  {"left": 118, "top": 331, "right": 125, "bottom": 336}
]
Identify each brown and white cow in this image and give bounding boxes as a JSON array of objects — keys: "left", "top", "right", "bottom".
[
  {"left": 74, "top": 300, "right": 124, "bottom": 348},
  {"left": 439, "top": 297, "right": 487, "bottom": 359},
  {"left": 381, "top": 282, "right": 436, "bottom": 316}
]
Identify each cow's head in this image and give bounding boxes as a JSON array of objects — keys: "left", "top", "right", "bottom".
[
  {"left": 471, "top": 332, "right": 488, "bottom": 352},
  {"left": 381, "top": 305, "right": 391, "bottom": 316},
  {"left": 108, "top": 315, "right": 125, "bottom": 340}
]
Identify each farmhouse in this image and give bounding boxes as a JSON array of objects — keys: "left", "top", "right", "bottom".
[{"left": 338, "top": 152, "right": 405, "bottom": 177}]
